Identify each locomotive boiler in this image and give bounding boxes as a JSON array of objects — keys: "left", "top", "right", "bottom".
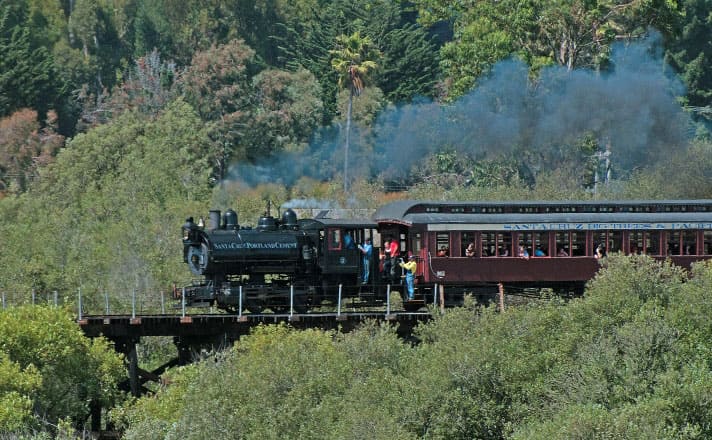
[{"left": 184, "top": 208, "right": 316, "bottom": 278}]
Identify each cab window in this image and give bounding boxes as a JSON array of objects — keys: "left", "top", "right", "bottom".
[{"left": 329, "top": 228, "right": 342, "bottom": 250}]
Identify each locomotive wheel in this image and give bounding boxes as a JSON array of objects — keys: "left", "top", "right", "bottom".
[
  {"left": 403, "top": 301, "right": 423, "bottom": 312},
  {"left": 246, "top": 299, "right": 264, "bottom": 314},
  {"left": 271, "top": 304, "right": 288, "bottom": 314},
  {"left": 291, "top": 294, "right": 308, "bottom": 314}
]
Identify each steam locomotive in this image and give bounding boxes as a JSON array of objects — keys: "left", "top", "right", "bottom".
[
  {"left": 181, "top": 206, "right": 381, "bottom": 313},
  {"left": 182, "top": 199, "right": 712, "bottom": 313}
]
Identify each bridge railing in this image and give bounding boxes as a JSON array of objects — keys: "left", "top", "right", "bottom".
[
  {"left": 0, "top": 287, "right": 183, "bottom": 316},
  {"left": 1, "top": 281, "right": 445, "bottom": 317}
]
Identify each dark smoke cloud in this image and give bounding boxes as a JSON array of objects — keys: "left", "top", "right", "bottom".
[{"left": 228, "top": 31, "right": 691, "bottom": 186}]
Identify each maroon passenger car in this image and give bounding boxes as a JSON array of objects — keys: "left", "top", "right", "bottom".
[{"left": 374, "top": 200, "right": 712, "bottom": 302}]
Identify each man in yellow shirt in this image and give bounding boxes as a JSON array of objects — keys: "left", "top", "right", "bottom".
[{"left": 399, "top": 255, "right": 417, "bottom": 300}]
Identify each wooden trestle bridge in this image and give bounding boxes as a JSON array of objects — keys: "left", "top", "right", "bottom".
[
  {"left": 78, "top": 310, "right": 432, "bottom": 396},
  {"left": 76, "top": 308, "right": 432, "bottom": 435}
]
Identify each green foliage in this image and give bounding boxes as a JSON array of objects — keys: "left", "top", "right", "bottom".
[
  {"left": 180, "top": 39, "right": 324, "bottom": 177},
  {"left": 439, "top": 10, "right": 517, "bottom": 99},
  {"left": 4, "top": 2, "right": 712, "bottom": 434},
  {"left": 412, "top": 0, "right": 685, "bottom": 99},
  {"left": 117, "top": 324, "right": 352, "bottom": 439},
  {"left": 0, "top": 100, "right": 212, "bottom": 301},
  {"left": 668, "top": 2, "right": 712, "bottom": 108},
  {"left": 330, "top": 30, "right": 381, "bottom": 191},
  {"left": 241, "top": 68, "right": 323, "bottom": 157},
  {"left": 330, "top": 31, "right": 380, "bottom": 95},
  {"left": 612, "top": 139, "right": 712, "bottom": 199},
  {"left": 0, "top": 354, "right": 40, "bottom": 432},
  {"left": 356, "top": 1, "right": 440, "bottom": 103},
  {"left": 181, "top": 39, "right": 257, "bottom": 122},
  {"left": 68, "top": 0, "right": 98, "bottom": 57},
  {"left": 0, "top": 10, "right": 63, "bottom": 120},
  {"left": 0, "top": 305, "right": 125, "bottom": 432},
  {"left": 377, "top": 23, "right": 439, "bottom": 103},
  {"left": 112, "top": 362, "right": 202, "bottom": 436}
]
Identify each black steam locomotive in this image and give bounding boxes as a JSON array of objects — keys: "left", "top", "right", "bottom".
[{"left": 181, "top": 207, "right": 380, "bottom": 313}]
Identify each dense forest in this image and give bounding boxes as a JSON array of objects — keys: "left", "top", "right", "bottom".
[{"left": 1, "top": 0, "right": 712, "bottom": 437}]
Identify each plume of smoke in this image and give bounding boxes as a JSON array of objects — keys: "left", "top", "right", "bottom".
[
  {"left": 281, "top": 198, "right": 341, "bottom": 209},
  {"left": 228, "top": 31, "right": 690, "bottom": 186}
]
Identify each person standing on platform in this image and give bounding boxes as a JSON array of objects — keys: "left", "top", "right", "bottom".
[
  {"left": 383, "top": 238, "right": 392, "bottom": 280},
  {"left": 358, "top": 238, "right": 373, "bottom": 284},
  {"left": 389, "top": 237, "right": 400, "bottom": 282},
  {"left": 399, "top": 255, "right": 417, "bottom": 300}
]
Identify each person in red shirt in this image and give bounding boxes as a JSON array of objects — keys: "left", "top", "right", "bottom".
[{"left": 388, "top": 238, "right": 399, "bottom": 281}]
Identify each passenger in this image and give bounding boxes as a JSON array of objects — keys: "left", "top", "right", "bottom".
[
  {"left": 378, "top": 246, "right": 386, "bottom": 273},
  {"left": 557, "top": 247, "right": 569, "bottom": 257},
  {"left": 383, "top": 239, "right": 392, "bottom": 280},
  {"left": 357, "top": 238, "right": 373, "bottom": 284},
  {"left": 500, "top": 247, "right": 509, "bottom": 257},
  {"left": 465, "top": 242, "right": 476, "bottom": 257},
  {"left": 389, "top": 238, "right": 400, "bottom": 281},
  {"left": 518, "top": 245, "right": 529, "bottom": 259},
  {"left": 343, "top": 232, "right": 356, "bottom": 249},
  {"left": 595, "top": 244, "right": 606, "bottom": 259},
  {"left": 534, "top": 246, "right": 546, "bottom": 257},
  {"left": 399, "top": 255, "right": 417, "bottom": 300},
  {"left": 437, "top": 246, "right": 449, "bottom": 257}
]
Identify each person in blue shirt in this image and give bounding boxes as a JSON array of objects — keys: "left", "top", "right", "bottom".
[
  {"left": 358, "top": 238, "right": 373, "bottom": 284},
  {"left": 344, "top": 232, "right": 356, "bottom": 249},
  {"left": 518, "top": 245, "right": 530, "bottom": 259},
  {"left": 534, "top": 246, "right": 546, "bottom": 257}
]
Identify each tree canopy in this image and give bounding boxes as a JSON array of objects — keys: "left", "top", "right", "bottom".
[{"left": 0, "top": 305, "right": 124, "bottom": 434}]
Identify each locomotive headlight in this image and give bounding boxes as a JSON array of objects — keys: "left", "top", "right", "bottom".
[{"left": 182, "top": 218, "right": 195, "bottom": 241}]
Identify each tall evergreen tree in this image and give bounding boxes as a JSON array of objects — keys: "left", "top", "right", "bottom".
[
  {"left": 0, "top": 9, "right": 62, "bottom": 121},
  {"left": 665, "top": 0, "right": 712, "bottom": 114}
]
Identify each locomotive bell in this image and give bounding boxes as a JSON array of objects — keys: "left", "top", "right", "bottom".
[{"left": 257, "top": 215, "right": 277, "bottom": 230}]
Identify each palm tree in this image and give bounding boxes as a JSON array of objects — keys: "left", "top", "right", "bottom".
[{"left": 330, "top": 32, "right": 380, "bottom": 193}]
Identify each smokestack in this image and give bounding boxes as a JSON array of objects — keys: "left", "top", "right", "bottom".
[{"left": 208, "top": 210, "right": 221, "bottom": 230}]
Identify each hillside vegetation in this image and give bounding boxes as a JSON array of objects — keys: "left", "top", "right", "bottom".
[
  {"left": 113, "top": 255, "right": 712, "bottom": 439},
  {"left": 2, "top": 0, "right": 712, "bottom": 300}
]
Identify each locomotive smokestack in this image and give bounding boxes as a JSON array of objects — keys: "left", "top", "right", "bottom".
[{"left": 209, "top": 210, "right": 221, "bottom": 230}]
